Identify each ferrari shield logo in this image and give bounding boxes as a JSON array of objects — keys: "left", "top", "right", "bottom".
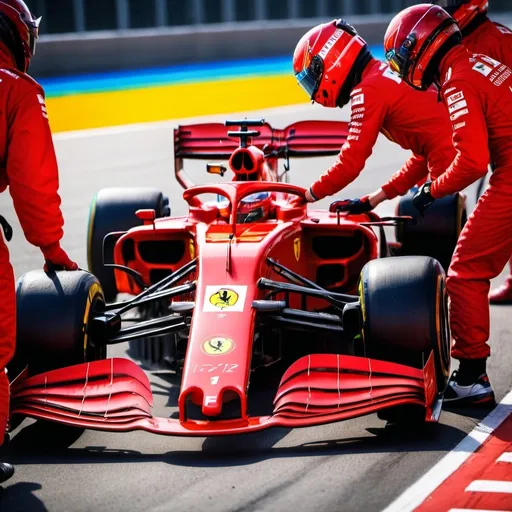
[
  {"left": 294, "top": 238, "right": 301, "bottom": 261},
  {"left": 209, "top": 288, "right": 239, "bottom": 309},
  {"left": 189, "top": 239, "right": 195, "bottom": 259},
  {"left": 203, "top": 285, "right": 247, "bottom": 312},
  {"left": 201, "top": 336, "right": 235, "bottom": 356}
]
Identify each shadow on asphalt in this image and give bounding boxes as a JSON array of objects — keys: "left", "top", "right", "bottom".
[
  {"left": 0, "top": 482, "right": 47, "bottom": 512},
  {"left": 3, "top": 419, "right": 467, "bottom": 470}
]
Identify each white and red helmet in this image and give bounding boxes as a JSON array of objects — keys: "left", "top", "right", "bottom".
[
  {"left": 0, "top": 0, "right": 41, "bottom": 72},
  {"left": 293, "top": 19, "right": 373, "bottom": 108}
]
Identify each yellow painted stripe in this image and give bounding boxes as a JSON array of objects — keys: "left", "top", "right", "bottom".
[{"left": 46, "top": 74, "right": 306, "bottom": 133}]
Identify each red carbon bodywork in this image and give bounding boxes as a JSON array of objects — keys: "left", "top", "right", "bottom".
[
  {"left": 10, "top": 353, "right": 439, "bottom": 435},
  {"left": 10, "top": 121, "right": 442, "bottom": 436}
]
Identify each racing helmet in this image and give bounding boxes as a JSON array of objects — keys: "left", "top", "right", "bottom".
[
  {"left": 384, "top": 4, "right": 462, "bottom": 90},
  {"left": 237, "top": 192, "right": 272, "bottom": 224},
  {"left": 293, "top": 19, "right": 373, "bottom": 108},
  {"left": 0, "top": 0, "right": 40, "bottom": 72},
  {"left": 431, "top": 1, "right": 488, "bottom": 31}
]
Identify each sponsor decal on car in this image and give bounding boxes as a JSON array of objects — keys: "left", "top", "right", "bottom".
[
  {"left": 201, "top": 336, "right": 236, "bottom": 356},
  {"left": 294, "top": 237, "right": 301, "bottom": 261},
  {"left": 203, "top": 285, "right": 247, "bottom": 312},
  {"left": 192, "top": 363, "right": 239, "bottom": 373},
  {"left": 473, "top": 62, "right": 493, "bottom": 77}
]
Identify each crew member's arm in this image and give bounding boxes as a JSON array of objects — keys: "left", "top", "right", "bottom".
[
  {"left": 6, "top": 81, "right": 76, "bottom": 267},
  {"left": 308, "top": 87, "right": 388, "bottom": 201},
  {"left": 431, "top": 82, "right": 489, "bottom": 198},
  {"left": 381, "top": 154, "right": 429, "bottom": 200}
]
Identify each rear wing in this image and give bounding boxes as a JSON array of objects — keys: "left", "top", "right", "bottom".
[
  {"left": 173, "top": 120, "right": 349, "bottom": 189},
  {"left": 174, "top": 120, "right": 349, "bottom": 159}
]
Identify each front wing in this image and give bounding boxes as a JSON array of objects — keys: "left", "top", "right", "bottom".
[{"left": 10, "top": 353, "right": 439, "bottom": 436}]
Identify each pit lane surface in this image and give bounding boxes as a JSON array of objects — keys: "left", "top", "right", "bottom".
[{"left": 1, "top": 103, "right": 510, "bottom": 512}]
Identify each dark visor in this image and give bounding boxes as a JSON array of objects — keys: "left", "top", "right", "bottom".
[{"left": 295, "top": 56, "right": 323, "bottom": 100}]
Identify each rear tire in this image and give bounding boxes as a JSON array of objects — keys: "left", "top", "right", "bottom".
[
  {"left": 396, "top": 188, "right": 466, "bottom": 271},
  {"left": 87, "top": 187, "right": 170, "bottom": 302}
]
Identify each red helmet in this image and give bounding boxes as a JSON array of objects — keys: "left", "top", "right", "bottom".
[
  {"left": 0, "top": 0, "right": 40, "bottom": 72},
  {"left": 431, "top": 1, "right": 488, "bottom": 31},
  {"left": 293, "top": 19, "right": 372, "bottom": 108},
  {"left": 384, "top": 4, "right": 462, "bottom": 90}
]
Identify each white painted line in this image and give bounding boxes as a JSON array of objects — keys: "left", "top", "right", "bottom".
[
  {"left": 382, "top": 389, "right": 512, "bottom": 512},
  {"left": 465, "top": 480, "right": 512, "bottom": 493},
  {"left": 449, "top": 509, "right": 511, "bottom": 512},
  {"left": 497, "top": 452, "right": 512, "bottom": 463}
]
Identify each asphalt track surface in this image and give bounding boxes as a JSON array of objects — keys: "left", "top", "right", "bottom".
[{"left": 0, "top": 103, "right": 510, "bottom": 512}]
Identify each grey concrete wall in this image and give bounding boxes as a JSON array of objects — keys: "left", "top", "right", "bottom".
[{"left": 30, "top": 14, "right": 512, "bottom": 78}]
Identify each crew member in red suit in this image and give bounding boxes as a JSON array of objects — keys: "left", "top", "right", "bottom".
[
  {"left": 431, "top": 1, "right": 512, "bottom": 304},
  {"left": 384, "top": 3, "right": 512, "bottom": 405},
  {"left": 0, "top": 0, "right": 78, "bottom": 483},
  {"left": 328, "top": 2, "right": 511, "bottom": 255},
  {"left": 292, "top": 19, "right": 457, "bottom": 217}
]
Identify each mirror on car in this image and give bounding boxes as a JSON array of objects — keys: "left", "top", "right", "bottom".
[{"left": 207, "top": 163, "right": 227, "bottom": 177}]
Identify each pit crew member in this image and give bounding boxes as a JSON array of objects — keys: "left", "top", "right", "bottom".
[
  {"left": 0, "top": 0, "right": 78, "bottom": 483},
  {"left": 293, "top": 19, "right": 457, "bottom": 215},
  {"left": 384, "top": 3, "right": 512, "bottom": 405}
]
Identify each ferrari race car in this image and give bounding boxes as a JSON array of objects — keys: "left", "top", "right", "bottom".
[{"left": 9, "top": 119, "right": 466, "bottom": 438}]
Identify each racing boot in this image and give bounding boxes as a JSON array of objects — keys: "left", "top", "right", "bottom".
[
  {"left": 444, "top": 359, "right": 495, "bottom": 407},
  {"left": 489, "top": 276, "right": 512, "bottom": 305},
  {"left": 0, "top": 462, "right": 13, "bottom": 484}
]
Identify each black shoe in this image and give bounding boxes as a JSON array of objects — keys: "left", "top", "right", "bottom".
[
  {"left": 444, "top": 371, "right": 495, "bottom": 406},
  {"left": 0, "top": 462, "right": 14, "bottom": 484}
]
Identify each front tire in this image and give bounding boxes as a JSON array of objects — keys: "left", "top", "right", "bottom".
[
  {"left": 12, "top": 270, "right": 106, "bottom": 376},
  {"left": 359, "top": 256, "right": 450, "bottom": 424}
]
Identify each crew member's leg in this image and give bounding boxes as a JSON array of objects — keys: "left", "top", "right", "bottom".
[
  {"left": 0, "top": 238, "right": 15, "bottom": 482},
  {"left": 445, "top": 169, "right": 512, "bottom": 405}
]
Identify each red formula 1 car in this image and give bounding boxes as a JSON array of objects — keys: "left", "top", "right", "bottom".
[{"left": 8, "top": 119, "right": 461, "bottom": 438}]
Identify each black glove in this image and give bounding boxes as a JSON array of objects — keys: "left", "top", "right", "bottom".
[
  {"left": 413, "top": 181, "right": 435, "bottom": 216},
  {"left": 329, "top": 196, "right": 373, "bottom": 214}
]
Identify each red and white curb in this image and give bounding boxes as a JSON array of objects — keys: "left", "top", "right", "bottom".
[{"left": 383, "top": 389, "right": 512, "bottom": 512}]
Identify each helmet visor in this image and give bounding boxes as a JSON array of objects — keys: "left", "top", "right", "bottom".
[
  {"left": 20, "top": 13, "right": 41, "bottom": 55},
  {"left": 385, "top": 49, "right": 405, "bottom": 75},
  {"left": 295, "top": 56, "right": 324, "bottom": 100}
]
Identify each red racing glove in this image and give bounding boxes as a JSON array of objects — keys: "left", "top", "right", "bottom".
[{"left": 41, "top": 243, "right": 79, "bottom": 272}]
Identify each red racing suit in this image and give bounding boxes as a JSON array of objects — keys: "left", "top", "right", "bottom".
[
  {"left": 0, "top": 46, "right": 67, "bottom": 444},
  {"left": 310, "top": 58, "right": 456, "bottom": 201},
  {"left": 463, "top": 17, "right": 512, "bottom": 286},
  {"left": 431, "top": 46, "right": 512, "bottom": 360},
  {"left": 463, "top": 17, "right": 512, "bottom": 68}
]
